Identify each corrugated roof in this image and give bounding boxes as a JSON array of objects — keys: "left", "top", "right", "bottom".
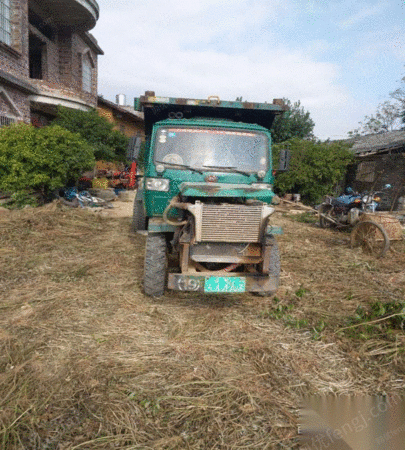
[{"left": 349, "top": 130, "right": 405, "bottom": 155}]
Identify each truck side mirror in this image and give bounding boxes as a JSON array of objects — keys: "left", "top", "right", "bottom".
[
  {"left": 127, "top": 135, "right": 143, "bottom": 161},
  {"left": 278, "top": 149, "right": 291, "bottom": 172}
]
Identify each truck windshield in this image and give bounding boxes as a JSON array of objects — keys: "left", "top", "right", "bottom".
[{"left": 154, "top": 127, "right": 268, "bottom": 173}]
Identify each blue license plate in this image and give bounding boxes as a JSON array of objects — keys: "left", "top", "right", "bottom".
[{"left": 204, "top": 276, "right": 246, "bottom": 293}]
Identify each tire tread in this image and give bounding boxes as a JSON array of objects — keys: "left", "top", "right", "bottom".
[{"left": 144, "top": 234, "right": 167, "bottom": 296}]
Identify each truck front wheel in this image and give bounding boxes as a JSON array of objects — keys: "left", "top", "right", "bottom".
[
  {"left": 132, "top": 192, "right": 147, "bottom": 232},
  {"left": 144, "top": 234, "right": 167, "bottom": 297}
]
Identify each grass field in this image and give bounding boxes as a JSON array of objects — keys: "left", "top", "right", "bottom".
[{"left": 0, "top": 206, "right": 404, "bottom": 449}]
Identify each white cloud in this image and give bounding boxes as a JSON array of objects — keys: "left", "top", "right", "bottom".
[
  {"left": 94, "top": 0, "right": 360, "bottom": 139},
  {"left": 339, "top": 2, "right": 387, "bottom": 29}
]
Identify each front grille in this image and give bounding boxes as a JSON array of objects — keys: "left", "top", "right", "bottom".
[{"left": 200, "top": 204, "right": 263, "bottom": 242}]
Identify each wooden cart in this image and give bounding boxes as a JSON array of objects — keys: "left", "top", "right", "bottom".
[{"left": 350, "top": 213, "right": 404, "bottom": 258}]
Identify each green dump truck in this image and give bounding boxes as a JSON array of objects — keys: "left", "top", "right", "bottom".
[{"left": 131, "top": 92, "right": 289, "bottom": 296}]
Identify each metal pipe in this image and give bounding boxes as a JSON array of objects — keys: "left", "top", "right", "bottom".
[{"left": 163, "top": 197, "right": 188, "bottom": 226}]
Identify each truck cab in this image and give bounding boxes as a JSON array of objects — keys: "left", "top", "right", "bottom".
[{"left": 131, "top": 93, "right": 288, "bottom": 296}]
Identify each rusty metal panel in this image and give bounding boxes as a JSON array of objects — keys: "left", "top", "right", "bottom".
[
  {"left": 190, "top": 242, "right": 262, "bottom": 263},
  {"left": 138, "top": 93, "right": 286, "bottom": 136}
]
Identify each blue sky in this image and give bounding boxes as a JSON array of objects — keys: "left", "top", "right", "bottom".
[{"left": 93, "top": 0, "right": 405, "bottom": 140}]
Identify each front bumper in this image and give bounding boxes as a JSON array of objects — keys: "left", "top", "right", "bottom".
[{"left": 167, "top": 272, "right": 278, "bottom": 293}]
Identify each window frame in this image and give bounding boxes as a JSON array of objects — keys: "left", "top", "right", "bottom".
[
  {"left": 0, "top": 0, "right": 12, "bottom": 46},
  {"left": 82, "top": 51, "right": 94, "bottom": 93},
  {"left": 0, "top": 114, "right": 16, "bottom": 127}
]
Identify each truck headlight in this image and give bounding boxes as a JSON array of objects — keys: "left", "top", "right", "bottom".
[{"left": 145, "top": 178, "right": 170, "bottom": 192}]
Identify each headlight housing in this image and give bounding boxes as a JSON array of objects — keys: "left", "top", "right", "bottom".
[{"left": 145, "top": 178, "right": 170, "bottom": 192}]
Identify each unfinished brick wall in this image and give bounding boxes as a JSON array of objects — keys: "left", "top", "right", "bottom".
[
  {"left": 348, "top": 151, "right": 405, "bottom": 210},
  {"left": 0, "top": 0, "right": 30, "bottom": 123},
  {"left": 0, "top": 84, "right": 31, "bottom": 122},
  {"left": 1, "top": 0, "right": 101, "bottom": 124},
  {"left": 28, "top": 24, "right": 60, "bottom": 84},
  {"left": 72, "top": 32, "right": 98, "bottom": 105},
  {"left": 0, "top": 0, "right": 29, "bottom": 77}
]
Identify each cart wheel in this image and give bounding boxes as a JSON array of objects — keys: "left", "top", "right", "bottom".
[
  {"left": 389, "top": 237, "right": 405, "bottom": 254},
  {"left": 319, "top": 205, "right": 334, "bottom": 228},
  {"left": 350, "top": 220, "right": 390, "bottom": 258}
]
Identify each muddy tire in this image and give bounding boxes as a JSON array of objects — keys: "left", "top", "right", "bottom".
[
  {"left": 255, "top": 238, "right": 280, "bottom": 297},
  {"left": 132, "top": 192, "right": 147, "bottom": 232},
  {"left": 144, "top": 234, "right": 167, "bottom": 297}
]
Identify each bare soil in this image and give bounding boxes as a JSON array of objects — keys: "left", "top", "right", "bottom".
[{"left": 0, "top": 203, "right": 404, "bottom": 449}]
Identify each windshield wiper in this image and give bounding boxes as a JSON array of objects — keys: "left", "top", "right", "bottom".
[
  {"left": 155, "top": 161, "right": 204, "bottom": 175},
  {"left": 202, "top": 165, "right": 251, "bottom": 176}
]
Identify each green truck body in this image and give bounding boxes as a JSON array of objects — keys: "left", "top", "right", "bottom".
[{"left": 132, "top": 92, "right": 288, "bottom": 296}]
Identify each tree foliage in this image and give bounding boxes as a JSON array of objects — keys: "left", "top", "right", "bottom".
[
  {"left": 348, "top": 68, "right": 405, "bottom": 137},
  {"left": 270, "top": 99, "right": 315, "bottom": 143},
  {"left": 390, "top": 74, "right": 405, "bottom": 111},
  {"left": 392, "top": 74, "right": 405, "bottom": 127},
  {"left": 53, "top": 107, "right": 129, "bottom": 161},
  {"left": 273, "top": 138, "right": 354, "bottom": 204},
  {"left": 348, "top": 101, "right": 401, "bottom": 137},
  {"left": 0, "top": 124, "right": 95, "bottom": 199}
]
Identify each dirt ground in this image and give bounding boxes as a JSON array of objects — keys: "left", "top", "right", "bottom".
[
  {"left": 89, "top": 191, "right": 136, "bottom": 218},
  {"left": 0, "top": 201, "right": 404, "bottom": 449}
]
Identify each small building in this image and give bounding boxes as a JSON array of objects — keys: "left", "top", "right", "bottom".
[
  {"left": 0, "top": 0, "right": 103, "bottom": 127},
  {"left": 346, "top": 131, "right": 405, "bottom": 210},
  {"left": 97, "top": 95, "right": 145, "bottom": 139}
]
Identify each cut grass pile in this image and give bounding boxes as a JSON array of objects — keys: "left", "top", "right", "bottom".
[{"left": 0, "top": 206, "right": 404, "bottom": 449}]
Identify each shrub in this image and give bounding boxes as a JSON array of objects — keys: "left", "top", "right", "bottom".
[
  {"left": 0, "top": 124, "right": 95, "bottom": 201},
  {"left": 53, "top": 107, "right": 129, "bottom": 162},
  {"left": 273, "top": 138, "right": 354, "bottom": 204}
]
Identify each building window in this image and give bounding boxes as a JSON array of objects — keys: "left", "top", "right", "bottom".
[
  {"left": 0, "top": 0, "right": 11, "bottom": 46},
  {"left": 29, "top": 33, "right": 46, "bottom": 79},
  {"left": 82, "top": 56, "right": 92, "bottom": 93},
  {"left": 0, "top": 115, "right": 16, "bottom": 127}
]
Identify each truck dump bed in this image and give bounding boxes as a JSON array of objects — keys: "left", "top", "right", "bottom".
[{"left": 135, "top": 92, "right": 287, "bottom": 136}]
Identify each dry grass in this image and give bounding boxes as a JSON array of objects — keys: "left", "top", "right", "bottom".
[{"left": 0, "top": 206, "right": 404, "bottom": 449}]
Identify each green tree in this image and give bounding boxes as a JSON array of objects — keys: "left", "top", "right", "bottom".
[
  {"left": 273, "top": 138, "right": 354, "bottom": 204},
  {"left": 348, "top": 100, "right": 401, "bottom": 137},
  {"left": 392, "top": 74, "right": 405, "bottom": 128},
  {"left": 0, "top": 124, "right": 95, "bottom": 200},
  {"left": 53, "top": 107, "right": 129, "bottom": 161},
  {"left": 270, "top": 99, "right": 315, "bottom": 143}
]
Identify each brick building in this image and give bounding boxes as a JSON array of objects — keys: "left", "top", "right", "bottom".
[
  {"left": 346, "top": 131, "right": 405, "bottom": 210},
  {"left": 97, "top": 96, "right": 145, "bottom": 139},
  {"left": 0, "top": 0, "right": 103, "bottom": 127}
]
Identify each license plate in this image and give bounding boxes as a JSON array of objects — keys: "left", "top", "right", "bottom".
[{"left": 204, "top": 276, "right": 246, "bottom": 293}]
